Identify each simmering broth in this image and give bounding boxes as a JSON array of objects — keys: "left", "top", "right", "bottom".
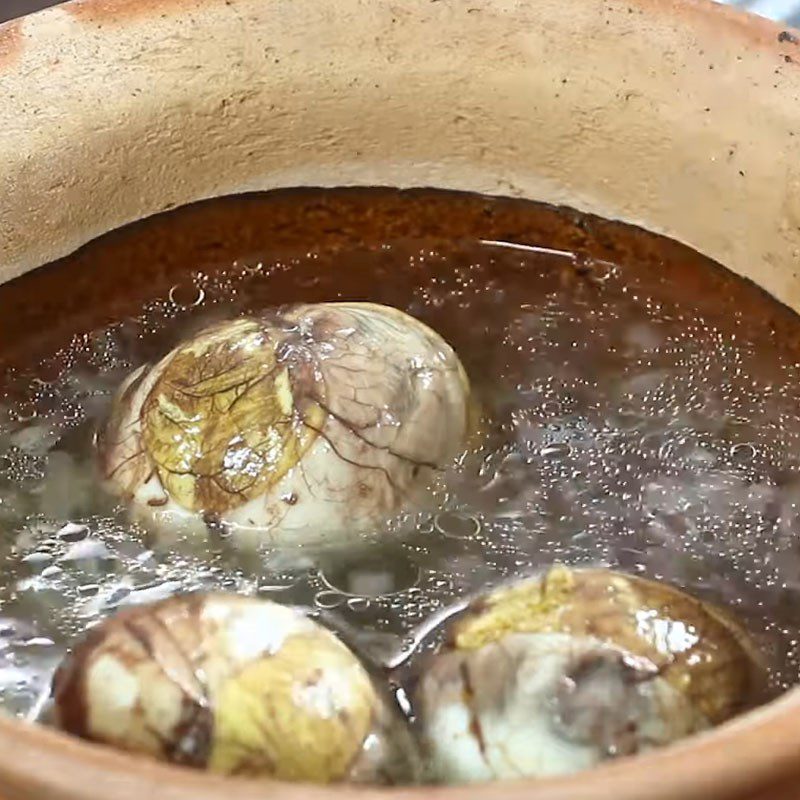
[{"left": 0, "top": 188, "right": 798, "bottom": 749}]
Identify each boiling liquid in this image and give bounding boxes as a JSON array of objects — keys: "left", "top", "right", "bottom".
[{"left": 0, "top": 188, "right": 799, "bottom": 718}]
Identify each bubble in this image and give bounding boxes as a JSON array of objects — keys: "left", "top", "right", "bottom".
[
  {"left": 321, "top": 550, "right": 420, "bottom": 599},
  {"left": 346, "top": 597, "right": 370, "bottom": 612},
  {"left": 60, "top": 539, "right": 111, "bottom": 563},
  {"left": 730, "top": 443, "right": 757, "bottom": 464},
  {"left": 57, "top": 523, "right": 89, "bottom": 542},
  {"left": 39, "top": 566, "right": 63, "bottom": 580},
  {"left": 540, "top": 442, "right": 571, "bottom": 459},
  {"left": 240, "top": 261, "right": 264, "bottom": 276},
  {"left": 10, "top": 403, "right": 37, "bottom": 423},
  {"left": 433, "top": 512, "right": 481, "bottom": 540},
  {"left": 313, "top": 590, "right": 344, "bottom": 610},
  {"left": 541, "top": 400, "right": 562, "bottom": 416},
  {"left": 124, "top": 581, "right": 182, "bottom": 606},
  {"left": 21, "top": 553, "right": 53, "bottom": 568},
  {"left": 168, "top": 283, "right": 205, "bottom": 308}
]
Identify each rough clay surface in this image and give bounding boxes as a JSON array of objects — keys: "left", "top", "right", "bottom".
[
  {"left": 1, "top": 1, "right": 800, "bottom": 800},
  {"left": 1, "top": 0, "right": 800, "bottom": 314}
]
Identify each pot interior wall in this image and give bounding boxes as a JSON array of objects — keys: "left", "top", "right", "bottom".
[
  {"left": 1, "top": 0, "right": 800, "bottom": 311},
  {"left": 2, "top": 2, "right": 800, "bottom": 800}
]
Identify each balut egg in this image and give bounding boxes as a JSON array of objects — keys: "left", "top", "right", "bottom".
[
  {"left": 97, "top": 303, "right": 471, "bottom": 545},
  {"left": 52, "top": 593, "right": 419, "bottom": 784},
  {"left": 414, "top": 565, "right": 763, "bottom": 784}
]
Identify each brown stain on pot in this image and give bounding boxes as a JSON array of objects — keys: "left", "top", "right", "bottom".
[
  {"left": 64, "top": 0, "right": 217, "bottom": 23},
  {"left": 57, "top": 0, "right": 800, "bottom": 59},
  {"left": 0, "top": 20, "right": 24, "bottom": 70},
  {"left": 47, "top": 0, "right": 799, "bottom": 103}
]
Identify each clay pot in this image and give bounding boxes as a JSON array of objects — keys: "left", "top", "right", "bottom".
[{"left": 1, "top": 0, "right": 800, "bottom": 798}]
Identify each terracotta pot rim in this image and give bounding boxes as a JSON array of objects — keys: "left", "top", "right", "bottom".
[
  {"left": 0, "top": 677, "right": 799, "bottom": 799},
  {"left": 2, "top": 0, "right": 800, "bottom": 798},
  {"left": 1, "top": 0, "right": 796, "bottom": 45}
]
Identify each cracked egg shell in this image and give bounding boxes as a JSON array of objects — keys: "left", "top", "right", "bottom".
[
  {"left": 416, "top": 632, "right": 707, "bottom": 783},
  {"left": 413, "top": 565, "right": 764, "bottom": 784},
  {"left": 97, "top": 303, "right": 472, "bottom": 545},
  {"left": 52, "top": 594, "right": 419, "bottom": 784}
]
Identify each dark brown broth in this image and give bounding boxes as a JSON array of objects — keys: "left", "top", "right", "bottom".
[{"left": 1, "top": 187, "right": 800, "bottom": 719}]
